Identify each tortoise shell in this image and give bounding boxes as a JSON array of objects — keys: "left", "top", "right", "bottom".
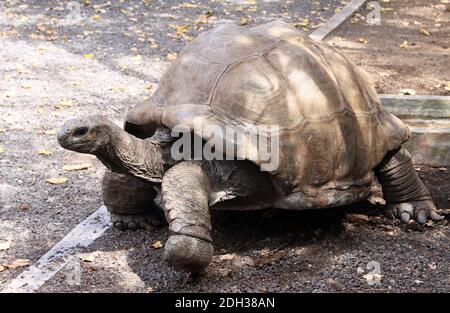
[{"left": 125, "top": 20, "right": 410, "bottom": 210}]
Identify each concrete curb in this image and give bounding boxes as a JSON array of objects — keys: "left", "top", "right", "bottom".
[
  {"left": 380, "top": 95, "right": 450, "bottom": 167},
  {"left": 379, "top": 94, "right": 450, "bottom": 119}
]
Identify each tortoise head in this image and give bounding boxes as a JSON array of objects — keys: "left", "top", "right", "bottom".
[
  {"left": 58, "top": 115, "right": 170, "bottom": 181},
  {"left": 57, "top": 115, "right": 117, "bottom": 154}
]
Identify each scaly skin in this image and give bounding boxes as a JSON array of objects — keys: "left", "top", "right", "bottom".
[{"left": 375, "top": 147, "right": 444, "bottom": 224}]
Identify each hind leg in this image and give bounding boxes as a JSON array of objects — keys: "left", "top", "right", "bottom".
[
  {"left": 375, "top": 147, "right": 444, "bottom": 224},
  {"left": 102, "top": 170, "right": 166, "bottom": 231}
]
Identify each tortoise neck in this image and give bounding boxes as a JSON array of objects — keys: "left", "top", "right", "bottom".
[{"left": 98, "top": 126, "right": 173, "bottom": 183}]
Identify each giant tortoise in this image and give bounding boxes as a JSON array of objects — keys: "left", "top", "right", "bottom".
[{"left": 57, "top": 21, "right": 443, "bottom": 272}]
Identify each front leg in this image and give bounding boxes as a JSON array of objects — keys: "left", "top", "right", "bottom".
[
  {"left": 161, "top": 162, "right": 213, "bottom": 273},
  {"left": 102, "top": 170, "right": 166, "bottom": 230}
]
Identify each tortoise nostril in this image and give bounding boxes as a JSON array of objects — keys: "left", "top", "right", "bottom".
[{"left": 73, "top": 126, "right": 89, "bottom": 137}]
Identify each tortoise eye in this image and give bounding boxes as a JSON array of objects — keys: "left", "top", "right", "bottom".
[{"left": 73, "top": 126, "right": 89, "bottom": 137}]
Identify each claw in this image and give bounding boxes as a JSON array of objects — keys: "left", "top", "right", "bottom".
[
  {"left": 114, "top": 222, "right": 125, "bottom": 231},
  {"left": 416, "top": 210, "right": 427, "bottom": 224},
  {"left": 109, "top": 211, "right": 166, "bottom": 231},
  {"left": 398, "top": 203, "right": 414, "bottom": 215},
  {"left": 400, "top": 212, "right": 411, "bottom": 223},
  {"left": 430, "top": 211, "right": 444, "bottom": 221},
  {"left": 397, "top": 203, "right": 413, "bottom": 223},
  {"left": 384, "top": 200, "right": 444, "bottom": 224}
]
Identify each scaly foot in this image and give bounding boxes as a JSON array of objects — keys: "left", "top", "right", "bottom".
[
  {"left": 384, "top": 200, "right": 444, "bottom": 224},
  {"left": 110, "top": 209, "right": 166, "bottom": 231},
  {"left": 163, "top": 235, "right": 213, "bottom": 273}
]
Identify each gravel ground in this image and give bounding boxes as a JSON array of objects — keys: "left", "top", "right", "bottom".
[{"left": 0, "top": 0, "right": 449, "bottom": 293}]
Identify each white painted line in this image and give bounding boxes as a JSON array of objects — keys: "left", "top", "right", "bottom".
[
  {"left": 1, "top": 206, "right": 111, "bottom": 293},
  {"left": 309, "top": 0, "right": 367, "bottom": 41}
]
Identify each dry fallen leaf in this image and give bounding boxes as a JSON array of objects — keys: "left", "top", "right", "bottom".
[
  {"left": 196, "top": 12, "right": 213, "bottom": 24},
  {"left": 358, "top": 37, "right": 368, "bottom": 44},
  {"left": 293, "top": 18, "right": 309, "bottom": 28},
  {"left": 0, "top": 146, "right": 4, "bottom": 153},
  {"left": 46, "top": 177, "right": 68, "bottom": 185},
  {"left": 151, "top": 240, "right": 163, "bottom": 249},
  {"left": 399, "top": 88, "right": 416, "bottom": 95},
  {"left": 400, "top": 40, "right": 408, "bottom": 48},
  {"left": 91, "top": 14, "right": 101, "bottom": 21},
  {"left": 0, "top": 241, "right": 11, "bottom": 251},
  {"left": 5, "top": 259, "right": 30, "bottom": 269},
  {"left": 83, "top": 53, "right": 95, "bottom": 59},
  {"left": 43, "top": 129, "right": 57, "bottom": 135},
  {"left": 345, "top": 213, "right": 369, "bottom": 224},
  {"left": 419, "top": 28, "right": 430, "bottom": 36},
  {"left": 177, "top": 2, "right": 199, "bottom": 9},
  {"left": 170, "top": 24, "right": 190, "bottom": 34},
  {"left": 81, "top": 255, "right": 95, "bottom": 262},
  {"left": 363, "top": 273, "right": 383, "bottom": 283},
  {"left": 110, "top": 86, "right": 125, "bottom": 93},
  {"left": 300, "top": 18, "right": 309, "bottom": 27},
  {"left": 144, "top": 82, "right": 153, "bottom": 92},
  {"left": 0, "top": 265, "right": 5, "bottom": 272},
  {"left": 19, "top": 203, "right": 31, "bottom": 211},
  {"left": 218, "top": 268, "right": 232, "bottom": 277},
  {"left": 167, "top": 53, "right": 177, "bottom": 61},
  {"left": 131, "top": 55, "right": 143, "bottom": 62},
  {"left": 425, "top": 220, "right": 434, "bottom": 227},
  {"left": 60, "top": 99, "right": 75, "bottom": 107},
  {"left": 218, "top": 253, "right": 236, "bottom": 261},
  {"left": 21, "top": 83, "right": 32, "bottom": 89},
  {"left": 63, "top": 163, "right": 92, "bottom": 171},
  {"left": 169, "top": 24, "right": 193, "bottom": 41},
  {"left": 256, "top": 250, "right": 286, "bottom": 267},
  {"left": 37, "top": 149, "right": 52, "bottom": 156},
  {"left": 239, "top": 17, "right": 249, "bottom": 26}
]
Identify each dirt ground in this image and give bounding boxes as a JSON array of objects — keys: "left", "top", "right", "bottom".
[
  {"left": 327, "top": 0, "right": 450, "bottom": 95},
  {"left": 0, "top": 0, "right": 449, "bottom": 293}
]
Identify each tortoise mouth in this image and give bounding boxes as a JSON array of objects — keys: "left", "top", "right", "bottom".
[{"left": 57, "top": 133, "right": 93, "bottom": 152}]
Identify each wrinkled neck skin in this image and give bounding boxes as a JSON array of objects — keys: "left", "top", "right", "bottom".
[{"left": 97, "top": 126, "right": 174, "bottom": 183}]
